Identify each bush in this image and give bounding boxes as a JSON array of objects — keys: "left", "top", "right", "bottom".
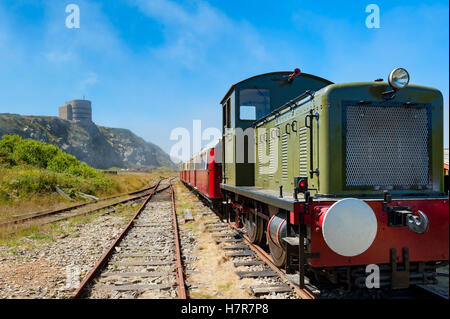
[
  {"left": 47, "top": 152, "right": 79, "bottom": 173},
  {"left": 67, "top": 162, "right": 103, "bottom": 179},
  {"left": 7, "top": 168, "right": 58, "bottom": 195},
  {"left": 0, "top": 134, "right": 102, "bottom": 177},
  {"left": 0, "top": 189, "right": 9, "bottom": 201},
  {"left": 0, "top": 135, "right": 115, "bottom": 198},
  {"left": 13, "top": 139, "right": 59, "bottom": 168},
  {"left": 0, "top": 134, "right": 22, "bottom": 166}
]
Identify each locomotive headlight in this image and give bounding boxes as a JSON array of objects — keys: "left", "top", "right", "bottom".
[
  {"left": 321, "top": 198, "right": 378, "bottom": 257},
  {"left": 388, "top": 68, "right": 410, "bottom": 90}
]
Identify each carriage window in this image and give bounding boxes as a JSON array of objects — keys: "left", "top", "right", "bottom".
[
  {"left": 240, "top": 89, "right": 270, "bottom": 120},
  {"left": 202, "top": 153, "right": 207, "bottom": 169}
]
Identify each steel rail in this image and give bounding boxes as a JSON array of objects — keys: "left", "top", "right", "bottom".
[
  {"left": 71, "top": 179, "right": 166, "bottom": 299},
  {"left": 170, "top": 184, "right": 187, "bottom": 299},
  {"left": 414, "top": 284, "right": 449, "bottom": 300},
  {"left": 0, "top": 182, "right": 160, "bottom": 228},
  {"left": 37, "top": 193, "right": 152, "bottom": 226},
  {"left": 227, "top": 223, "right": 316, "bottom": 299}
]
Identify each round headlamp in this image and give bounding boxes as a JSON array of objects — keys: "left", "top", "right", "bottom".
[{"left": 388, "top": 68, "right": 410, "bottom": 90}]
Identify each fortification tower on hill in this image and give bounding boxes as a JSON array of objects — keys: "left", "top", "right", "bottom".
[{"left": 58, "top": 99, "right": 92, "bottom": 123}]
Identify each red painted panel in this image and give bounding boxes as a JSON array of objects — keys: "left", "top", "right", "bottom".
[
  {"left": 294, "top": 199, "right": 449, "bottom": 267},
  {"left": 189, "top": 169, "right": 194, "bottom": 186},
  {"left": 196, "top": 170, "right": 208, "bottom": 195},
  {"left": 208, "top": 148, "right": 223, "bottom": 200}
]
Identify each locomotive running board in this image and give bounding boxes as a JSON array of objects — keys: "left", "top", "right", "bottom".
[{"left": 220, "top": 184, "right": 299, "bottom": 211}]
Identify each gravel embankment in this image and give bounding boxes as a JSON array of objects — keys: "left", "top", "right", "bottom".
[{"left": 0, "top": 206, "right": 138, "bottom": 299}]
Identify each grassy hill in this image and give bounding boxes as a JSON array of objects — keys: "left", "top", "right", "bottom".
[
  {"left": 0, "top": 134, "right": 176, "bottom": 220},
  {"left": 0, "top": 113, "right": 175, "bottom": 169},
  {"left": 0, "top": 134, "right": 114, "bottom": 201}
]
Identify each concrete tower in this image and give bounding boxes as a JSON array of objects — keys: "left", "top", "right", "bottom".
[{"left": 59, "top": 99, "right": 92, "bottom": 124}]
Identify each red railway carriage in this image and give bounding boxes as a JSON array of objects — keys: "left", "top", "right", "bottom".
[{"left": 180, "top": 140, "right": 223, "bottom": 207}]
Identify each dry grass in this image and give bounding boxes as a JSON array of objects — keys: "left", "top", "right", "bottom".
[
  {"left": 0, "top": 168, "right": 176, "bottom": 245},
  {"left": 174, "top": 182, "right": 255, "bottom": 299},
  {"left": 0, "top": 202, "right": 138, "bottom": 249},
  {"left": 0, "top": 168, "right": 176, "bottom": 221}
]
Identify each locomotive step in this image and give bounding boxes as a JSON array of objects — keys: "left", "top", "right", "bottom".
[
  {"left": 282, "top": 236, "right": 300, "bottom": 246},
  {"left": 284, "top": 274, "right": 311, "bottom": 286},
  {"left": 237, "top": 270, "right": 278, "bottom": 279},
  {"left": 282, "top": 237, "right": 311, "bottom": 246}
]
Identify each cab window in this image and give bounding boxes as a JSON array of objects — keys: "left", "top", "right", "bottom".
[{"left": 239, "top": 89, "right": 270, "bottom": 120}]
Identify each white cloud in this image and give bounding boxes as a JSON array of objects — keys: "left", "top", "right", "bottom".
[
  {"left": 80, "top": 72, "right": 99, "bottom": 87},
  {"left": 41, "top": 0, "right": 127, "bottom": 66},
  {"left": 132, "top": 0, "right": 271, "bottom": 69},
  {"left": 44, "top": 51, "right": 74, "bottom": 63},
  {"left": 291, "top": 4, "right": 449, "bottom": 145}
]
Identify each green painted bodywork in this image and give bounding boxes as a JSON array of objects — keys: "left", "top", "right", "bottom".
[
  {"left": 221, "top": 71, "right": 444, "bottom": 198},
  {"left": 221, "top": 72, "right": 332, "bottom": 187},
  {"left": 254, "top": 82, "right": 444, "bottom": 197}
]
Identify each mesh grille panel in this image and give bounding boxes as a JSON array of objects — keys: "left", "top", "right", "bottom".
[{"left": 345, "top": 105, "right": 430, "bottom": 187}]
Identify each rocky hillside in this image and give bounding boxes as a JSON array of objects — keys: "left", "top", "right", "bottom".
[{"left": 0, "top": 113, "right": 174, "bottom": 169}]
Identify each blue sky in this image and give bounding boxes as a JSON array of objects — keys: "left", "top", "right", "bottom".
[{"left": 0, "top": 0, "right": 448, "bottom": 154}]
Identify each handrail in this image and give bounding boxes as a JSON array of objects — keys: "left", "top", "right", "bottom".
[{"left": 253, "top": 90, "right": 315, "bottom": 127}]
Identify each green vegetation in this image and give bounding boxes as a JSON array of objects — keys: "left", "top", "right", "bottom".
[{"left": 0, "top": 134, "right": 113, "bottom": 202}]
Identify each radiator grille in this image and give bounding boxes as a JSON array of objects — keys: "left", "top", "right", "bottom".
[{"left": 345, "top": 105, "right": 430, "bottom": 187}]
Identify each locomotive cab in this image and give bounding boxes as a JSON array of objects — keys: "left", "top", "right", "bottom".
[{"left": 220, "top": 71, "right": 332, "bottom": 187}]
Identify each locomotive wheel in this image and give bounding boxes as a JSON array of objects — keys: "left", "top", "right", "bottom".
[
  {"left": 268, "top": 238, "right": 286, "bottom": 267},
  {"left": 245, "top": 212, "right": 264, "bottom": 244}
]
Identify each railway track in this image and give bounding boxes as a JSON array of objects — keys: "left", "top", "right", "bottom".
[
  {"left": 0, "top": 181, "right": 162, "bottom": 230},
  {"left": 414, "top": 283, "right": 449, "bottom": 300},
  {"left": 203, "top": 220, "right": 314, "bottom": 299},
  {"left": 72, "top": 179, "right": 188, "bottom": 299}
]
